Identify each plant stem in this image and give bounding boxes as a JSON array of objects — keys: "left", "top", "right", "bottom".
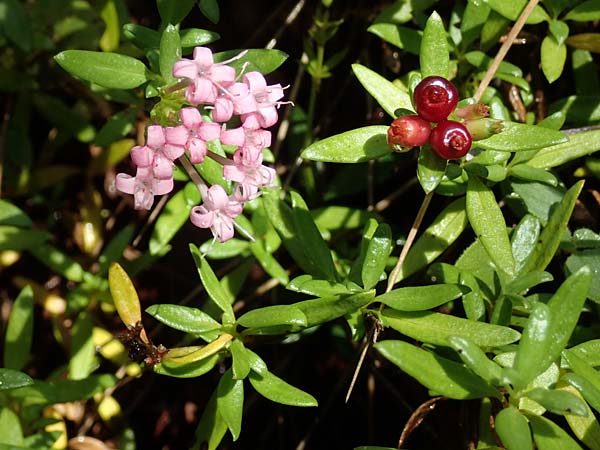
[{"left": 179, "top": 154, "right": 208, "bottom": 198}]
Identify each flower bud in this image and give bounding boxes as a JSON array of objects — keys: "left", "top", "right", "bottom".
[
  {"left": 387, "top": 115, "right": 431, "bottom": 152},
  {"left": 455, "top": 103, "right": 490, "bottom": 120},
  {"left": 463, "top": 118, "right": 504, "bottom": 141}
]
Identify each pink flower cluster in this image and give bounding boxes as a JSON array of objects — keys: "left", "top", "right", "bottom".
[{"left": 116, "top": 47, "right": 285, "bottom": 242}]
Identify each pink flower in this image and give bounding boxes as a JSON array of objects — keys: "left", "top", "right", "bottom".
[
  {"left": 173, "top": 47, "right": 236, "bottom": 105},
  {"left": 115, "top": 167, "right": 173, "bottom": 210},
  {"left": 220, "top": 120, "right": 272, "bottom": 149},
  {"left": 223, "top": 146, "right": 276, "bottom": 201},
  {"left": 237, "top": 71, "right": 285, "bottom": 128},
  {"left": 131, "top": 125, "right": 183, "bottom": 179},
  {"left": 212, "top": 82, "right": 250, "bottom": 123},
  {"left": 168, "top": 108, "right": 221, "bottom": 164},
  {"left": 190, "top": 185, "right": 243, "bottom": 242}
]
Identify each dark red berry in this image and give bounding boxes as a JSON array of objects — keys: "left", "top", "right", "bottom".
[
  {"left": 414, "top": 76, "right": 459, "bottom": 122},
  {"left": 387, "top": 115, "right": 431, "bottom": 152},
  {"left": 430, "top": 120, "right": 472, "bottom": 159}
]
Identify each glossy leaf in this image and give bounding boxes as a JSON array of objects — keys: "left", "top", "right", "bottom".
[
  {"left": 525, "top": 387, "right": 587, "bottom": 416},
  {"left": 192, "top": 389, "right": 228, "bottom": 450},
  {"left": 367, "top": 23, "right": 422, "bottom": 54},
  {"left": 93, "top": 108, "right": 137, "bottom": 147},
  {"left": 564, "top": 0, "right": 600, "bottom": 21},
  {"left": 0, "top": 406, "right": 24, "bottom": 446},
  {"left": 287, "top": 275, "right": 353, "bottom": 297},
  {"left": 564, "top": 373, "right": 600, "bottom": 413},
  {"left": 157, "top": 0, "right": 195, "bottom": 24},
  {"left": 520, "top": 181, "right": 584, "bottom": 273},
  {"left": 376, "top": 284, "right": 467, "bottom": 311},
  {"left": 348, "top": 218, "right": 379, "bottom": 286},
  {"left": 156, "top": 353, "right": 221, "bottom": 378},
  {"left": 69, "top": 312, "right": 95, "bottom": 380},
  {"left": 541, "top": 36, "right": 567, "bottom": 83},
  {"left": 495, "top": 407, "right": 533, "bottom": 450},
  {"left": 301, "top": 126, "right": 389, "bottom": 163},
  {"left": 313, "top": 206, "right": 374, "bottom": 231},
  {"left": 9, "top": 375, "right": 117, "bottom": 404},
  {"left": 529, "top": 129, "right": 600, "bottom": 168},
  {"left": 249, "top": 239, "right": 289, "bottom": 285},
  {"left": 54, "top": 51, "right": 149, "bottom": 89},
  {"left": 229, "top": 339, "right": 251, "bottom": 380},
  {"left": 417, "top": 146, "right": 447, "bottom": 194},
  {"left": 559, "top": 383, "right": 600, "bottom": 450},
  {"left": 0, "top": 369, "right": 33, "bottom": 391},
  {"left": 527, "top": 413, "right": 584, "bottom": 450},
  {"left": 108, "top": 262, "right": 142, "bottom": 327},
  {"left": 159, "top": 24, "right": 181, "bottom": 83},
  {"left": 448, "top": 336, "right": 503, "bottom": 385},
  {"left": 566, "top": 340, "right": 600, "bottom": 368},
  {"left": 476, "top": 120, "right": 568, "bottom": 151},
  {"left": 3, "top": 286, "right": 33, "bottom": 370},
  {"left": 420, "top": 11, "right": 450, "bottom": 78},
  {"left": 375, "top": 340, "right": 499, "bottom": 399},
  {"left": 565, "top": 249, "right": 600, "bottom": 303},
  {"left": 190, "top": 244, "right": 235, "bottom": 324},
  {"left": 483, "top": 0, "right": 549, "bottom": 24},
  {"left": 295, "top": 291, "right": 375, "bottom": 327},
  {"left": 213, "top": 49, "right": 288, "bottom": 75},
  {"left": 237, "top": 305, "right": 307, "bottom": 329},
  {"left": 146, "top": 304, "right": 221, "bottom": 334},
  {"left": 361, "top": 223, "right": 393, "bottom": 290},
  {"left": 180, "top": 28, "right": 220, "bottom": 51},
  {"left": 99, "top": 0, "right": 120, "bottom": 52},
  {"left": 199, "top": 0, "right": 220, "bottom": 23},
  {"left": 352, "top": 64, "right": 412, "bottom": 118},
  {"left": 379, "top": 309, "right": 521, "bottom": 347},
  {"left": 510, "top": 165, "right": 558, "bottom": 187},
  {"left": 217, "top": 369, "right": 243, "bottom": 441},
  {"left": 511, "top": 215, "right": 541, "bottom": 273},
  {"left": 0, "top": 200, "right": 32, "bottom": 227},
  {"left": 466, "top": 176, "right": 515, "bottom": 277},
  {"left": 396, "top": 197, "right": 468, "bottom": 281}
]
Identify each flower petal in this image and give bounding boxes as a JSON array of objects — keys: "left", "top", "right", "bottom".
[
  {"left": 130, "top": 145, "right": 153, "bottom": 168},
  {"left": 212, "top": 97, "right": 234, "bottom": 123},
  {"left": 115, "top": 173, "right": 135, "bottom": 194},
  {"left": 146, "top": 125, "right": 166, "bottom": 149},
  {"left": 180, "top": 107, "right": 202, "bottom": 129},
  {"left": 220, "top": 126, "right": 245, "bottom": 146},
  {"left": 190, "top": 207, "right": 215, "bottom": 229}
]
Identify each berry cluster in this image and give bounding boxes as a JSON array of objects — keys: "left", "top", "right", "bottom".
[{"left": 387, "top": 76, "right": 472, "bottom": 159}]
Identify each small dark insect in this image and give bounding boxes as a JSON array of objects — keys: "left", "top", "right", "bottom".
[{"left": 117, "top": 322, "right": 167, "bottom": 368}]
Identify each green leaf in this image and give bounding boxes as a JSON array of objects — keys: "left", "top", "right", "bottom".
[
  {"left": 0, "top": 406, "right": 24, "bottom": 446},
  {"left": 566, "top": 340, "right": 600, "bottom": 368},
  {"left": 0, "top": 369, "right": 33, "bottom": 391},
  {"left": 572, "top": 49, "right": 600, "bottom": 96},
  {"left": 287, "top": 275, "right": 353, "bottom": 297},
  {"left": 375, "top": 340, "right": 499, "bottom": 399},
  {"left": 192, "top": 388, "right": 228, "bottom": 450},
  {"left": 564, "top": 0, "right": 600, "bottom": 21},
  {"left": 93, "top": 108, "right": 137, "bottom": 147},
  {"left": 563, "top": 373, "right": 600, "bottom": 413},
  {"left": 98, "top": 225, "right": 135, "bottom": 276},
  {"left": 541, "top": 36, "right": 567, "bottom": 83},
  {"left": 367, "top": 23, "right": 422, "bottom": 54},
  {"left": 476, "top": 120, "right": 568, "bottom": 151},
  {"left": 396, "top": 197, "right": 468, "bottom": 281},
  {"left": 461, "top": 1, "right": 491, "bottom": 48},
  {"left": 361, "top": 223, "right": 393, "bottom": 290},
  {"left": 379, "top": 309, "right": 521, "bottom": 347},
  {"left": 108, "top": 262, "right": 141, "bottom": 327},
  {"left": 0, "top": 200, "right": 32, "bottom": 227},
  {"left": 483, "top": 0, "right": 550, "bottom": 24},
  {"left": 149, "top": 183, "right": 200, "bottom": 255},
  {"left": 349, "top": 218, "right": 379, "bottom": 286},
  {"left": 198, "top": 0, "right": 220, "bottom": 23},
  {"left": 420, "top": 11, "right": 450, "bottom": 78},
  {"left": 550, "top": 96, "right": 600, "bottom": 123},
  {"left": 377, "top": 284, "right": 467, "bottom": 311},
  {"left": 448, "top": 336, "right": 503, "bottom": 385},
  {"left": 301, "top": 126, "right": 389, "bottom": 163},
  {"left": 549, "top": 20, "right": 570, "bottom": 46},
  {"left": 511, "top": 215, "right": 541, "bottom": 273},
  {"left": 10, "top": 375, "right": 117, "bottom": 405},
  {"left": 190, "top": 245, "right": 235, "bottom": 324},
  {"left": 510, "top": 165, "right": 558, "bottom": 187},
  {"left": 290, "top": 191, "right": 337, "bottom": 281},
  {"left": 156, "top": 353, "right": 221, "bottom": 378},
  {"left": 249, "top": 239, "right": 289, "bottom": 285},
  {"left": 495, "top": 407, "right": 533, "bottom": 450},
  {"left": 0, "top": 0, "right": 32, "bottom": 52},
  {"left": 123, "top": 23, "right": 160, "bottom": 50},
  {"left": 0, "top": 226, "right": 49, "bottom": 251},
  {"left": 247, "top": 350, "right": 317, "bottom": 407},
  {"left": 520, "top": 181, "right": 584, "bottom": 273},
  {"left": 159, "top": 24, "right": 181, "bottom": 83},
  {"left": 216, "top": 369, "right": 243, "bottom": 441},
  {"left": 525, "top": 387, "right": 588, "bottom": 416},
  {"left": 527, "top": 413, "right": 584, "bottom": 450},
  {"left": 417, "top": 146, "right": 447, "bottom": 194},
  {"left": 565, "top": 249, "right": 600, "bottom": 303},
  {"left": 529, "top": 129, "right": 600, "bottom": 168},
  {"left": 464, "top": 51, "right": 523, "bottom": 77},
  {"left": 146, "top": 304, "right": 221, "bottom": 334},
  {"left": 180, "top": 28, "right": 220, "bottom": 51},
  {"left": 32, "top": 93, "right": 95, "bottom": 143},
  {"left": 54, "top": 50, "right": 149, "bottom": 90},
  {"left": 296, "top": 291, "right": 375, "bottom": 327},
  {"left": 213, "top": 49, "right": 287, "bottom": 75},
  {"left": 69, "top": 312, "right": 95, "bottom": 380},
  {"left": 558, "top": 383, "right": 600, "bottom": 450},
  {"left": 99, "top": 0, "right": 120, "bottom": 52},
  {"left": 466, "top": 176, "right": 515, "bottom": 277},
  {"left": 351, "top": 64, "right": 412, "bottom": 118},
  {"left": 229, "top": 340, "right": 251, "bottom": 380},
  {"left": 157, "top": 0, "right": 195, "bottom": 24},
  {"left": 566, "top": 33, "right": 600, "bottom": 53},
  {"left": 3, "top": 286, "right": 33, "bottom": 371},
  {"left": 237, "top": 305, "right": 307, "bottom": 329},
  {"left": 313, "top": 206, "right": 375, "bottom": 231}
]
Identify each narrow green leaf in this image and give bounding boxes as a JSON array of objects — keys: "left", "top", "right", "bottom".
[
  {"left": 93, "top": 108, "right": 137, "bottom": 147},
  {"left": 295, "top": 291, "right": 375, "bottom": 327},
  {"left": 0, "top": 200, "right": 32, "bottom": 227},
  {"left": 123, "top": 23, "right": 160, "bottom": 50},
  {"left": 510, "top": 165, "right": 558, "bottom": 187},
  {"left": 216, "top": 369, "right": 243, "bottom": 441},
  {"left": 0, "top": 226, "right": 49, "bottom": 251},
  {"left": 248, "top": 239, "right": 289, "bottom": 285},
  {"left": 159, "top": 24, "right": 181, "bottom": 83},
  {"left": 565, "top": 250, "right": 600, "bottom": 303},
  {"left": 420, "top": 11, "right": 450, "bottom": 78},
  {"left": 156, "top": 353, "right": 221, "bottom": 378},
  {"left": 213, "top": 49, "right": 287, "bottom": 75},
  {"left": 375, "top": 340, "right": 499, "bottom": 399},
  {"left": 525, "top": 387, "right": 588, "bottom": 416},
  {"left": 549, "top": 20, "right": 570, "bottom": 46},
  {"left": 190, "top": 245, "right": 235, "bottom": 324},
  {"left": 0, "top": 0, "right": 32, "bottom": 52},
  {"left": 367, "top": 23, "right": 422, "bottom": 54},
  {"left": 99, "top": 0, "right": 120, "bottom": 52},
  {"left": 563, "top": 373, "right": 600, "bottom": 413},
  {"left": 511, "top": 215, "right": 541, "bottom": 273},
  {"left": 69, "top": 312, "right": 95, "bottom": 380},
  {"left": 149, "top": 183, "right": 201, "bottom": 255},
  {"left": 302, "top": 126, "right": 389, "bottom": 163},
  {"left": 192, "top": 389, "right": 228, "bottom": 450},
  {"left": 541, "top": 36, "right": 567, "bottom": 83},
  {"left": 287, "top": 275, "right": 353, "bottom": 297},
  {"left": 448, "top": 336, "right": 503, "bottom": 385},
  {"left": 28, "top": 243, "right": 85, "bottom": 282},
  {"left": 54, "top": 50, "right": 149, "bottom": 89},
  {"left": 466, "top": 176, "right": 515, "bottom": 277},
  {"left": 361, "top": 223, "right": 393, "bottom": 290},
  {"left": 9, "top": 375, "right": 117, "bottom": 405},
  {"left": 198, "top": 0, "right": 220, "bottom": 24},
  {"left": 417, "top": 146, "right": 447, "bottom": 193},
  {"left": 108, "top": 262, "right": 141, "bottom": 327},
  {"left": 520, "top": 181, "right": 584, "bottom": 273},
  {"left": 349, "top": 218, "right": 379, "bottom": 286},
  {"left": 461, "top": 1, "right": 490, "bottom": 48},
  {"left": 180, "top": 28, "right": 220, "bottom": 51},
  {"left": 527, "top": 413, "right": 584, "bottom": 450},
  {"left": 564, "top": 0, "right": 600, "bottom": 21},
  {"left": 237, "top": 305, "right": 307, "bottom": 329},
  {"left": 229, "top": 340, "right": 251, "bottom": 380},
  {"left": 495, "top": 407, "right": 533, "bottom": 450},
  {"left": 566, "top": 340, "right": 600, "bottom": 368},
  {"left": 146, "top": 304, "right": 221, "bottom": 334},
  {"left": 566, "top": 33, "right": 600, "bottom": 53},
  {"left": 559, "top": 383, "right": 600, "bottom": 450},
  {"left": 379, "top": 309, "right": 521, "bottom": 347},
  {"left": 3, "top": 286, "right": 33, "bottom": 371},
  {"left": 290, "top": 191, "right": 337, "bottom": 281},
  {"left": 483, "top": 0, "right": 550, "bottom": 24},
  {"left": 98, "top": 225, "right": 135, "bottom": 276},
  {"left": 352, "top": 64, "right": 412, "bottom": 118},
  {"left": 0, "top": 369, "right": 33, "bottom": 391},
  {"left": 529, "top": 129, "right": 600, "bottom": 169},
  {"left": 157, "top": 0, "right": 195, "bottom": 25},
  {"left": 377, "top": 284, "right": 467, "bottom": 311},
  {"left": 313, "top": 206, "right": 374, "bottom": 231},
  {"left": 476, "top": 120, "right": 568, "bottom": 151},
  {"left": 397, "top": 197, "right": 468, "bottom": 281},
  {"left": 0, "top": 406, "right": 24, "bottom": 446}
]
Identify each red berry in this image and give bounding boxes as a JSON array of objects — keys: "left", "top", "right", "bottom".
[
  {"left": 430, "top": 120, "right": 472, "bottom": 159},
  {"left": 414, "top": 76, "right": 459, "bottom": 122},
  {"left": 387, "top": 115, "right": 431, "bottom": 151}
]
